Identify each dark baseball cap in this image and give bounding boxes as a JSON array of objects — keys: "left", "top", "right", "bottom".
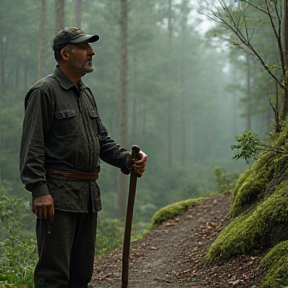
[{"left": 53, "top": 27, "right": 99, "bottom": 51}]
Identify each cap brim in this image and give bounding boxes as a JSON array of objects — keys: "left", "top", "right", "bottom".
[{"left": 69, "top": 34, "right": 99, "bottom": 44}]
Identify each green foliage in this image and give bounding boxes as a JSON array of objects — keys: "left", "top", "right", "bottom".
[
  {"left": 214, "top": 166, "right": 239, "bottom": 193},
  {"left": 151, "top": 198, "right": 204, "bottom": 226},
  {"left": 261, "top": 241, "right": 288, "bottom": 288},
  {"left": 0, "top": 187, "right": 24, "bottom": 241},
  {"left": 231, "top": 131, "right": 263, "bottom": 162},
  {"left": 96, "top": 219, "right": 124, "bottom": 256},
  {"left": 0, "top": 239, "right": 36, "bottom": 288},
  {"left": 0, "top": 187, "right": 36, "bottom": 288},
  {"left": 231, "top": 130, "right": 288, "bottom": 165}
]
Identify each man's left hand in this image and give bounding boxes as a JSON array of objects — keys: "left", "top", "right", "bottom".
[{"left": 132, "top": 151, "right": 147, "bottom": 177}]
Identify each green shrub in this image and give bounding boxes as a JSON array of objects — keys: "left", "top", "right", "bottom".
[
  {"left": 231, "top": 130, "right": 287, "bottom": 163},
  {"left": 0, "top": 239, "right": 36, "bottom": 288},
  {"left": 214, "top": 166, "right": 239, "bottom": 193},
  {"left": 0, "top": 186, "right": 36, "bottom": 287},
  {"left": 96, "top": 218, "right": 124, "bottom": 256}
]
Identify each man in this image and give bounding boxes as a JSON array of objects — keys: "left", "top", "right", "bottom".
[{"left": 19, "top": 27, "right": 147, "bottom": 288}]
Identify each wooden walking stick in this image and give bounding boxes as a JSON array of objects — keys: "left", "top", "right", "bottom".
[{"left": 121, "top": 145, "right": 141, "bottom": 288}]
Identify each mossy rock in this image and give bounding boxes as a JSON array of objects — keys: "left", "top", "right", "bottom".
[
  {"left": 231, "top": 152, "right": 279, "bottom": 217},
  {"left": 205, "top": 179, "right": 288, "bottom": 265},
  {"left": 151, "top": 197, "right": 204, "bottom": 226},
  {"left": 204, "top": 124, "right": 288, "bottom": 286},
  {"left": 261, "top": 240, "right": 288, "bottom": 288},
  {"left": 232, "top": 148, "right": 288, "bottom": 216},
  {"left": 274, "top": 121, "right": 288, "bottom": 148}
]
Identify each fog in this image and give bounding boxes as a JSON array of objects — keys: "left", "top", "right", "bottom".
[{"left": 0, "top": 0, "right": 275, "bottom": 227}]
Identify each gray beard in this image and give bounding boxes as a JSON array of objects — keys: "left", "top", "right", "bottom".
[{"left": 71, "top": 61, "right": 94, "bottom": 74}]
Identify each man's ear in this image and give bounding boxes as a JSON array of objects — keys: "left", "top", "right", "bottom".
[{"left": 60, "top": 47, "right": 69, "bottom": 61}]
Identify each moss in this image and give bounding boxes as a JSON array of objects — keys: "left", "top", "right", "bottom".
[
  {"left": 230, "top": 150, "right": 288, "bottom": 218},
  {"left": 261, "top": 241, "right": 288, "bottom": 288},
  {"left": 205, "top": 180, "right": 288, "bottom": 265},
  {"left": 204, "top": 123, "right": 288, "bottom": 284},
  {"left": 275, "top": 119, "right": 288, "bottom": 147},
  {"left": 151, "top": 197, "right": 204, "bottom": 226},
  {"left": 231, "top": 152, "right": 275, "bottom": 217}
]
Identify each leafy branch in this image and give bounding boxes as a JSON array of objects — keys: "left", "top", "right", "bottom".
[
  {"left": 204, "top": 0, "right": 285, "bottom": 89},
  {"left": 231, "top": 131, "right": 287, "bottom": 162}
]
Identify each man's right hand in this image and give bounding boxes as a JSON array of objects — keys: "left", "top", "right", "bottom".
[{"left": 32, "top": 194, "right": 54, "bottom": 222}]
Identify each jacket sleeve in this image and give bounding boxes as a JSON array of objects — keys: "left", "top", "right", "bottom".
[
  {"left": 96, "top": 115, "right": 131, "bottom": 175},
  {"left": 80, "top": 87, "right": 131, "bottom": 175},
  {"left": 19, "top": 88, "right": 54, "bottom": 197}
]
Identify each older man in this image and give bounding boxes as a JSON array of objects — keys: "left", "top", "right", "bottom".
[{"left": 20, "top": 27, "right": 147, "bottom": 288}]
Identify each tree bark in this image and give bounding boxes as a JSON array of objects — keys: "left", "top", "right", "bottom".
[
  {"left": 74, "top": 0, "right": 82, "bottom": 28},
  {"left": 167, "top": 0, "right": 173, "bottom": 164},
  {"left": 282, "top": 0, "right": 288, "bottom": 119},
  {"left": 118, "top": 0, "right": 128, "bottom": 220},
  {"left": 37, "top": 0, "right": 46, "bottom": 80},
  {"left": 131, "top": 52, "right": 137, "bottom": 140},
  {"left": 55, "top": 0, "right": 65, "bottom": 34},
  {"left": 0, "top": 0, "right": 5, "bottom": 93},
  {"left": 284, "top": 0, "right": 288, "bottom": 69},
  {"left": 180, "top": 0, "right": 189, "bottom": 166},
  {"left": 246, "top": 55, "right": 252, "bottom": 130}
]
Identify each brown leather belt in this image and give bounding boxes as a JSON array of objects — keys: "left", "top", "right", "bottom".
[{"left": 46, "top": 169, "right": 99, "bottom": 181}]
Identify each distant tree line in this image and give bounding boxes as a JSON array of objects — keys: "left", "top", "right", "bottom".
[{"left": 0, "top": 0, "right": 280, "bottom": 228}]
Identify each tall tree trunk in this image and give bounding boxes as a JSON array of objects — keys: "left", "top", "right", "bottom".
[
  {"left": 0, "top": 1, "right": 4, "bottom": 93},
  {"left": 282, "top": 0, "right": 288, "bottom": 119},
  {"left": 180, "top": 0, "right": 188, "bottom": 166},
  {"left": 167, "top": 0, "right": 173, "bottom": 164},
  {"left": 0, "top": 0, "right": 2, "bottom": 182},
  {"left": 55, "top": 0, "right": 65, "bottom": 34},
  {"left": 37, "top": 0, "right": 46, "bottom": 80},
  {"left": 74, "top": 0, "right": 82, "bottom": 28},
  {"left": 118, "top": 0, "right": 128, "bottom": 220},
  {"left": 132, "top": 51, "right": 137, "bottom": 140},
  {"left": 246, "top": 55, "right": 252, "bottom": 130}
]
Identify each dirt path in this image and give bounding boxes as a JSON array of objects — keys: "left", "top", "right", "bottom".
[{"left": 90, "top": 192, "right": 264, "bottom": 288}]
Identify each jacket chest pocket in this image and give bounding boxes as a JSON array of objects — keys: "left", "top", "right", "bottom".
[
  {"left": 89, "top": 109, "right": 108, "bottom": 137},
  {"left": 55, "top": 109, "right": 78, "bottom": 136},
  {"left": 88, "top": 109, "right": 100, "bottom": 135}
]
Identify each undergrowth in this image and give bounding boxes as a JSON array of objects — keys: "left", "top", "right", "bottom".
[{"left": 0, "top": 187, "right": 36, "bottom": 288}]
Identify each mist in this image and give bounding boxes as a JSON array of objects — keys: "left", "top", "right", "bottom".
[{"left": 0, "top": 0, "right": 274, "bottom": 229}]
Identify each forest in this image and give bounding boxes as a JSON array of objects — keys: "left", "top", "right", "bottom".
[{"left": 1, "top": 0, "right": 287, "bottom": 287}]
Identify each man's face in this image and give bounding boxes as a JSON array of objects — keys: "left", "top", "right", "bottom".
[{"left": 66, "top": 42, "right": 95, "bottom": 75}]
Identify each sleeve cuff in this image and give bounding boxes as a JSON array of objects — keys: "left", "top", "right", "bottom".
[
  {"left": 121, "top": 152, "right": 131, "bottom": 175},
  {"left": 30, "top": 183, "right": 50, "bottom": 197}
]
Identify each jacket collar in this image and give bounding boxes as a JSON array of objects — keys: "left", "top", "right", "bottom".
[{"left": 54, "top": 65, "right": 83, "bottom": 90}]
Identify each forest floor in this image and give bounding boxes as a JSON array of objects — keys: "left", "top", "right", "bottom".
[{"left": 90, "top": 192, "right": 265, "bottom": 288}]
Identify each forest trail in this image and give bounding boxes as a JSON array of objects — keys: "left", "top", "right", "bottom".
[{"left": 90, "top": 192, "right": 264, "bottom": 288}]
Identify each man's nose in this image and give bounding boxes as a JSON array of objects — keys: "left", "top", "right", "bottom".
[{"left": 88, "top": 45, "right": 95, "bottom": 55}]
